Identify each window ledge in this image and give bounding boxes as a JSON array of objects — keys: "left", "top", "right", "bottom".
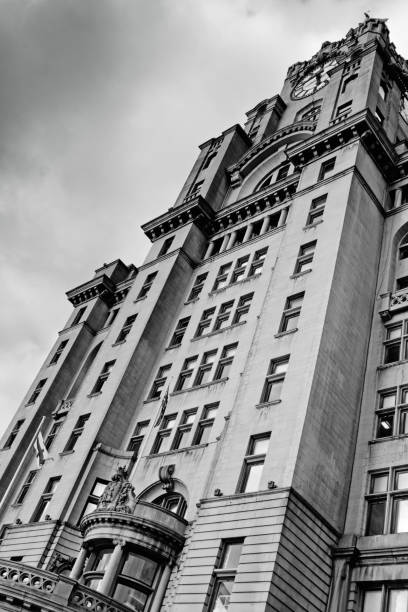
[
  {"left": 112, "top": 340, "right": 126, "bottom": 347},
  {"left": 24, "top": 401, "right": 36, "bottom": 407},
  {"left": 184, "top": 297, "right": 199, "bottom": 305},
  {"left": 143, "top": 397, "right": 160, "bottom": 404},
  {"left": 289, "top": 270, "right": 312, "bottom": 280},
  {"left": 171, "top": 378, "right": 229, "bottom": 396},
  {"left": 134, "top": 295, "right": 147, "bottom": 303},
  {"left": 274, "top": 329, "right": 298, "bottom": 338},
  {"left": 87, "top": 392, "right": 102, "bottom": 398},
  {"left": 369, "top": 433, "right": 408, "bottom": 444},
  {"left": 378, "top": 359, "right": 408, "bottom": 371},
  {"left": 165, "top": 344, "right": 182, "bottom": 351},
  {"left": 147, "top": 443, "right": 208, "bottom": 459},
  {"left": 303, "top": 219, "right": 323, "bottom": 230},
  {"left": 59, "top": 450, "right": 75, "bottom": 456},
  {"left": 191, "top": 322, "right": 246, "bottom": 342},
  {"left": 209, "top": 276, "right": 259, "bottom": 297},
  {"left": 255, "top": 400, "right": 282, "bottom": 409}
]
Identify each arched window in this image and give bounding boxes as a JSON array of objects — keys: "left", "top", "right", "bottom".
[
  {"left": 399, "top": 233, "right": 408, "bottom": 260},
  {"left": 255, "top": 162, "right": 292, "bottom": 192},
  {"left": 152, "top": 493, "right": 187, "bottom": 518}
]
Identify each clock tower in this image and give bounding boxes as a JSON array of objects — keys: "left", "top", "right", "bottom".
[{"left": 0, "top": 15, "right": 408, "bottom": 612}]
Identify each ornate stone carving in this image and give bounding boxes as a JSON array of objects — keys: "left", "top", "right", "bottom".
[
  {"left": 159, "top": 464, "right": 175, "bottom": 491},
  {"left": 47, "top": 551, "right": 75, "bottom": 574},
  {"left": 96, "top": 466, "right": 136, "bottom": 514}
]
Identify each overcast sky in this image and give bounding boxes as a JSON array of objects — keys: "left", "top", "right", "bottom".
[{"left": 1, "top": 0, "right": 407, "bottom": 436}]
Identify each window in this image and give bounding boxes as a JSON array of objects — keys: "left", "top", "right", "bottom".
[
  {"left": 171, "top": 410, "right": 197, "bottom": 450},
  {"left": 279, "top": 293, "right": 304, "bottom": 333},
  {"left": 113, "top": 550, "right": 160, "bottom": 611},
  {"left": 91, "top": 361, "right": 116, "bottom": 394},
  {"left": 248, "top": 248, "right": 268, "bottom": 277},
  {"left": 194, "top": 350, "right": 217, "bottom": 386},
  {"left": 80, "top": 479, "right": 108, "bottom": 520},
  {"left": 115, "top": 314, "right": 137, "bottom": 343},
  {"left": 49, "top": 340, "right": 68, "bottom": 366},
  {"left": 375, "top": 107, "right": 385, "bottom": 125},
  {"left": 189, "top": 179, "right": 204, "bottom": 197},
  {"left": 397, "top": 276, "right": 408, "bottom": 291},
  {"left": 231, "top": 255, "right": 250, "bottom": 283},
  {"left": 379, "top": 81, "right": 388, "bottom": 101},
  {"left": 399, "top": 234, "right": 408, "bottom": 260},
  {"left": 3, "top": 419, "right": 25, "bottom": 449},
  {"left": 336, "top": 100, "right": 352, "bottom": 118},
  {"left": 174, "top": 357, "right": 198, "bottom": 391},
  {"left": 214, "top": 344, "right": 237, "bottom": 380},
  {"left": 365, "top": 468, "right": 408, "bottom": 535},
  {"left": 71, "top": 306, "right": 86, "bottom": 327},
  {"left": 276, "top": 164, "right": 290, "bottom": 181},
  {"left": 63, "top": 414, "right": 90, "bottom": 452},
  {"left": 15, "top": 470, "right": 38, "bottom": 505},
  {"left": 260, "top": 355, "right": 289, "bottom": 404},
  {"left": 383, "top": 322, "right": 408, "bottom": 364},
  {"left": 105, "top": 308, "right": 119, "bottom": 327},
  {"left": 214, "top": 301, "right": 234, "bottom": 331},
  {"left": 127, "top": 420, "right": 150, "bottom": 454},
  {"left": 148, "top": 364, "right": 172, "bottom": 399},
  {"left": 202, "top": 151, "right": 217, "bottom": 170},
  {"left": 159, "top": 236, "right": 174, "bottom": 257},
  {"left": 238, "top": 434, "right": 270, "bottom": 493},
  {"left": 341, "top": 73, "right": 357, "bottom": 94},
  {"left": 32, "top": 476, "right": 61, "bottom": 522},
  {"left": 187, "top": 273, "right": 208, "bottom": 301},
  {"left": 27, "top": 379, "right": 46, "bottom": 405},
  {"left": 301, "top": 105, "right": 321, "bottom": 122},
  {"left": 45, "top": 417, "right": 64, "bottom": 450},
  {"left": 294, "top": 241, "right": 316, "bottom": 274},
  {"left": 195, "top": 308, "right": 215, "bottom": 337},
  {"left": 208, "top": 539, "right": 244, "bottom": 612},
  {"left": 169, "top": 317, "right": 190, "bottom": 347},
  {"left": 306, "top": 194, "right": 326, "bottom": 225},
  {"left": 232, "top": 293, "right": 253, "bottom": 325},
  {"left": 137, "top": 272, "right": 157, "bottom": 299},
  {"left": 375, "top": 386, "right": 408, "bottom": 439},
  {"left": 152, "top": 493, "right": 187, "bottom": 517},
  {"left": 192, "top": 403, "right": 218, "bottom": 445},
  {"left": 213, "top": 263, "right": 232, "bottom": 291},
  {"left": 318, "top": 157, "right": 335, "bottom": 181},
  {"left": 151, "top": 414, "right": 177, "bottom": 454},
  {"left": 362, "top": 586, "right": 408, "bottom": 612}
]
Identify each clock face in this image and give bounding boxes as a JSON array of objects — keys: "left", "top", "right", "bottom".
[{"left": 292, "top": 58, "right": 338, "bottom": 100}]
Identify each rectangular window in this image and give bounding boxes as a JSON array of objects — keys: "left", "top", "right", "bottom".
[
  {"left": 159, "top": 236, "right": 174, "bottom": 257},
  {"left": 397, "top": 276, "right": 408, "bottom": 291},
  {"left": 208, "top": 539, "right": 244, "bottom": 612},
  {"left": 137, "top": 272, "right": 157, "bottom": 299},
  {"left": 195, "top": 308, "right": 215, "bottom": 337},
  {"left": 279, "top": 292, "right": 304, "bottom": 333},
  {"left": 27, "top": 379, "right": 47, "bottom": 405},
  {"left": 15, "top": 470, "right": 38, "bottom": 505},
  {"left": 192, "top": 403, "right": 218, "bottom": 445},
  {"left": 80, "top": 479, "right": 109, "bottom": 521},
  {"left": 213, "top": 263, "right": 232, "bottom": 291},
  {"left": 306, "top": 194, "right": 326, "bottom": 225},
  {"left": 238, "top": 434, "right": 271, "bottom": 493},
  {"left": 115, "top": 314, "right": 137, "bottom": 343},
  {"left": 32, "top": 476, "right": 61, "bottom": 523},
  {"left": 260, "top": 355, "right": 289, "bottom": 404},
  {"left": 71, "top": 306, "right": 86, "bottom": 327},
  {"left": 232, "top": 293, "right": 253, "bottom": 325},
  {"left": 3, "top": 419, "right": 25, "bottom": 449},
  {"left": 248, "top": 248, "right": 268, "bottom": 277},
  {"left": 194, "top": 350, "right": 218, "bottom": 386},
  {"left": 127, "top": 420, "right": 150, "bottom": 454},
  {"left": 365, "top": 468, "right": 408, "bottom": 536},
  {"left": 49, "top": 340, "right": 69, "bottom": 366},
  {"left": 151, "top": 414, "right": 177, "bottom": 454},
  {"left": 383, "top": 322, "right": 408, "bottom": 364},
  {"left": 63, "top": 414, "right": 90, "bottom": 452},
  {"left": 105, "top": 308, "right": 119, "bottom": 327},
  {"left": 276, "top": 164, "right": 290, "bottom": 181},
  {"left": 231, "top": 255, "right": 250, "bottom": 283},
  {"left": 45, "top": 417, "right": 65, "bottom": 450},
  {"left": 187, "top": 272, "right": 208, "bottom": 301},
  {"left": 174, "top": 357, "right": 198, "bottom": 391},
  {"left": 148, "top": 364, "right": 172, "bottom": 399},
  {"left": 169, "top": 317, "right": 190, "bottom": 348},
  {"left": 318, "top": 157, "right": 335, "bottom": 181},
  {"left": 294, "top": 241, "right": 316, "bottom": 274},
  {"left": 91, "top": 361, "right": 116, "bottom": 394},
  {"left": 214, "top": 343, "right": 237, "bottom": 380},
  {"left": 375, "top": 107, "right": 385, "bottom": 125},
  {"left": 171, "top": 410, "right": 197, "bottom": 450},
  {"left": 214, "top": 301, "right": 234, "bottom": 331},
  {"left": 336, "top": 100, "right": 352, "bottom": 118}
]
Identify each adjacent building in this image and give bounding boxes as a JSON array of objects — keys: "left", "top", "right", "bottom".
[{"left": 1, "top": 16, "right": 408, "bottom": 612}]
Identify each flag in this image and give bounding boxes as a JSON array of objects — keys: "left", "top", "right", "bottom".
[
  {"left": 33, "top": 432, "right": 49, "bottom": 467},
  {"left": 154, "top": 387, "right": 169, "bottom": 427}
]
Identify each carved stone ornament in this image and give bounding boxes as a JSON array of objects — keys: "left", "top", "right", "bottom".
[
  {"left": 96, "top": 466, "right": 136, "bottom": 514},
  {"left": 159, "top": 464, "right": 175, "bottom": 492},
  {"left": 47, "top": 551, "right": 75, "bottom": 574}
]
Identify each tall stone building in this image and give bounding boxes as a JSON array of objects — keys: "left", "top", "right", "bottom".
[{"left": 1, "top": 15, "right": 408, "bottom": 612}]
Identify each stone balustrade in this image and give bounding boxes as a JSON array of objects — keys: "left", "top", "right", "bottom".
[
  {"left": 0, "top": 560, "right": 56, "bottom": 593},
  {"left": 70, "top": 584, "right": 130, "bottom": 612}
]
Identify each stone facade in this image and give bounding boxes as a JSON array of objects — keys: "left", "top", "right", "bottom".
[{"left": 0, "top": 15, "right": 407, "bottom": 612}]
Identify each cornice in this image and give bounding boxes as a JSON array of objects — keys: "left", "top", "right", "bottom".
[{"left": 66, "top": 274, "right": 116, "bottom": 308}]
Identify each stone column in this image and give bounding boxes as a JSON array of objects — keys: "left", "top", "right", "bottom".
[
  {"left": 204, "top": 241, "right": 215, "bottom": 259},
  {"left": 219, "top": 234, "right": 230, "bottom": 253},
  {"left": 150, "top": 562, "right": 173, "bottom": 612},
  {"left": 278, "top": 207, "right": 288, "bottom": 227},
  {"left": 394, "top": 188, "right": 402, "bottom": 209},
  {"left": 97, "top": 539, "right": 125, "bottom": 596},
  {"left": 226, "top": 231, "right": 237, "bottom": 250},
  {"left": 69, "top": 546, "right": 89, "bottom": 581},
  {"left": 260, "top": 215, "right": 270, "bottom": 235},
  {"left": 243, "top": 223, "right": 253, "bottom": 243}
]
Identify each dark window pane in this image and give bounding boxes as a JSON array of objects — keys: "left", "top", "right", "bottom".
[
  {"left": 384, "top": 343, "right": 401, "bottom": 364},
  {"left": 366, "top": 499, "right": 386, "bottom": 535},
  {"left": 376, "top": 414, "right": 394, "bottom": 438}
]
